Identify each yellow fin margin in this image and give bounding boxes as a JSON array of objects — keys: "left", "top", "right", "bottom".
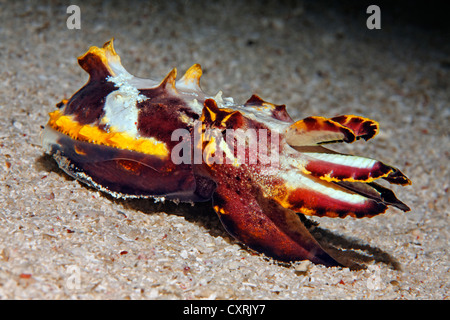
[{"left": 47, "top": 109, "right": 169, "bottom": 158}]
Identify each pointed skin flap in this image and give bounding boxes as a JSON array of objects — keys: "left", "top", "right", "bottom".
[
  {"left": 77, "top": 38, "right": 130, "bottom": 80},
  {"left": 178, "top": 64, "right": 203, "bottom": 91},
  {"left": 245, "top": 94, "right": 293, "bottom": 123},
  {"left": 158, "top": 68, "right": 178, "bottom": 93}
]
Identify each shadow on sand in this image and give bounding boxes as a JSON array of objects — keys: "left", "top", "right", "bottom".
[{"left": 37, "top": 153, "right": 401, "bottom": 271}]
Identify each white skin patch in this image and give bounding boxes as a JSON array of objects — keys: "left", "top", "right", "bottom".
[
  {"left": 276, "top": 149, "right": 366, "bottom": 205},
  {"left": 188, "top": 99, "right": 204, "bottom": 115},
  {"left": 103, "top": 74, "right": 148, "bottom": 137},
  {"left": 280, "top": 170, "right": 366, "bottom": 205},
  {"left": 303, "top": 152, "right": 377, "bottom": 169}
]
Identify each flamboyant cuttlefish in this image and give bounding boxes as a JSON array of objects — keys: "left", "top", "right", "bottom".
[{"left": 42, "top": 40, "right": 411, "bottom": 267}]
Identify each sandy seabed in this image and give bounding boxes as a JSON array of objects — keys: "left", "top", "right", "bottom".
[{"left": 0, "top": 0, "right": 448, "bottom": 299}]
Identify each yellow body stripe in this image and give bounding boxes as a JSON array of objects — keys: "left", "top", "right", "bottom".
[{"left": 47, "top": 109, "right": 169, "bottom": 157}]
